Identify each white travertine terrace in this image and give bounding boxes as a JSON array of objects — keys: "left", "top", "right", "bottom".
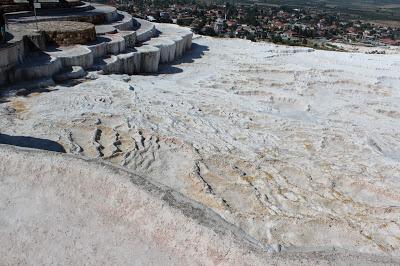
[
  {"left": 1, "top": 35, "right": 400, "bottom": 263},
  {"left": 117, "top": 49, "right": 141, "bottom": 75},
  {"left": 136, "top": 45, "right": 161, "bottom": 73},
  {"left": 2, "top": 2, "right": 400, "bottom": 265},
  {"left": 47, "top": 46, "right": 94, "bottom": 69},
  {"left": 144, "top": 37, "right": 177, "bottom": 63},
  {"left": 0, "top": 3, "right": 194, "bottom": 86}
]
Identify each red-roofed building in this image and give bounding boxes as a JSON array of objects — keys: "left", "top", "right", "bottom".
[{"left": 381, "top": 38, "right": 400, "bottom": 46}]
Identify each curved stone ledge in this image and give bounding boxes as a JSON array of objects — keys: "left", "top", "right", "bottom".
[
  {"left": 7, "top": 5, "right": 117, "bottom": 25},
  {"left": 11, "top": 55, "right": 62, "bottom": 82},
  {"left": 95, "top": 25, "right": 117, "bottom": 35},
  {"left": 120, "top": 31, "right": 137, "bottom": 48},
  {"left": 182, "top": 32, "right": 193, "bottom": 50},
  {"left": 101, "top": 5, "right": 119, "bottom": 23},
  {"left": 87, "top": 38, "right": 109, "bottom": 59},
  {"left": 93, "top": 49, "right": 141, "bottom": 75},
  {"left": 46, "top": 46, "right": 94, "bottom": 69},
  {"left": 134, "top": 18, "right": 157, "bottom": 43},
  {"left": 156, "top": 23, "right": 193, "bottom": 53},
  {"left": 105, "top": 34, "right": 126, "bottom": 55},
  {"left": 94, "top": 55, "right": 119, "bottom": 74},
  {"left": 87, "top": 33, "right": 131, "bottom": 60},
  {"left": 112, "top": 11, "right": 134, "bottom": 31},
  {"left": 165, "top": 35, "right": 185, "bottom": 58},
  {"left": 136, "top": 45, "right": 160, "bottom": 73},
  {"left": 144, "top": 37, "right": 176, "bottom": 63},
  {"left": 34, "top": 0, "right": 89, "bottom": 11},
  {"left": 117, "top": 49, "right": 141, "bottom": 75}
]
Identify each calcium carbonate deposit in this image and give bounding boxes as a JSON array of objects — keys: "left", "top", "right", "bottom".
[{"left": 1, "top": 35, "right": 400, "bottom": 263}]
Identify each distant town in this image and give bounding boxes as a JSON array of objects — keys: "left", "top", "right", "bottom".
[{"left": 113, "top": 0, "right": 400, "bottom": 50}]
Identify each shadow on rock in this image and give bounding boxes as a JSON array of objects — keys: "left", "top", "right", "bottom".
[
  {"left": 177, "top": 43, "right": 209, "bottom": 64},
  {"left": 15, "top": 87, "right": 56, "bottom": 97},
  {"left": 0, "top": 133, "right": 66, "bottom": 153},
  {"left": 0, "top": 32, "right": 15, "bottom": 48},
  {"left": 147, "top": 43, "right": 209, "bottom": 76},
  {"left": 0, "top": 77, "right": 57, "bottom": 100},
  {"left": 156, "top": 65, "right": 183, "bottom": 74}
]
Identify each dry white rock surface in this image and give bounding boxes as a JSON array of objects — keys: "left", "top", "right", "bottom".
[
  {"left": 1, "top": 35, "right": 400, "bottom": 263},
  {"left": 2, "top": 144, "right": 399, "bottom": 265}
]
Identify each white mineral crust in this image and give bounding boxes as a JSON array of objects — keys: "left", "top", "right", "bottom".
[{"left": 1, "top": 36, "right": 400, "bottom": 263}]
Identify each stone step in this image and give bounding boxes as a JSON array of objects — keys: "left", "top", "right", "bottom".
[
  {"left": 7, "top": 3, "right": 116, "bottom": 25},
  {"left": 87, "top": 37, "right": 109, "bottom": 59},
  {"left": 86, "top": 22, "right": 193, "bottom": 74},
  {"left": 111, "top": 11, "right": 134, "bottom": 31},
  {"left": 10, "top": 52, "right": 62, "bottom": 82},
  {"left": 95, "top": 25, "right": 117, "bottom": 36},
  {"left": 42, "top": 30, "right": 135, "bottom": 74},
  {"left": 104, "top": 34, "right": 126, "bottom": 55},
  {"left": 156, "top": 26, "right": 192, "bottom": 53},
  {"left": 0, "top": 4, "right": 191, "bottom": 87},
  {"left": 182, "top": 32, "right": 193, "bottom": 51},
  {"left": 120, "top": 31, "right": 137, "bottom": 48},
  {"left": 87, "top": 31, "right": 135, "bottom": 59},
  {"left": 2, "top": 16, "right": 193, "bottom": 85},
  {"left": 117, "top": 48, "right": 141, "bottom": 75},
  {"left": 36, "top": 2, "right": 94, "bottom": 15},
  {"left": 45, "top": 45, "right": 93, "bottom": 69},
  {"left": 94, "top": 11, "right": 133, "bottom": 36},
  {"left": 93, "top": 48, "right": 141, "bottom": 75},
  {"left": 143, "top": 37, "right": 176, "bottom": 63},
  {"left": 91, "top": 44, "right": 161, "bottom": 75},
  {"left": 164, "top": 35, "right": 185, "bottom": 58},
  {"left": 92, "top": 55, "right": 119, "bottom": 74},
  {"left": 136, "top": 45, "right": 160, "bottom": 73},
  {"left": 53, "top": 66, "right": 87, "bottom": 82},
  {"left": 91, "top": 3, "right": 118, "bottom": 23},
  {"left": 134, "top": 18, "right": 157, "bottom": 43}
]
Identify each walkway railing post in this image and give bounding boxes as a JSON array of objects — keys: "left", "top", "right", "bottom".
[{"left": 33, "top": 0, "right": 39, "bottom": 31}]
